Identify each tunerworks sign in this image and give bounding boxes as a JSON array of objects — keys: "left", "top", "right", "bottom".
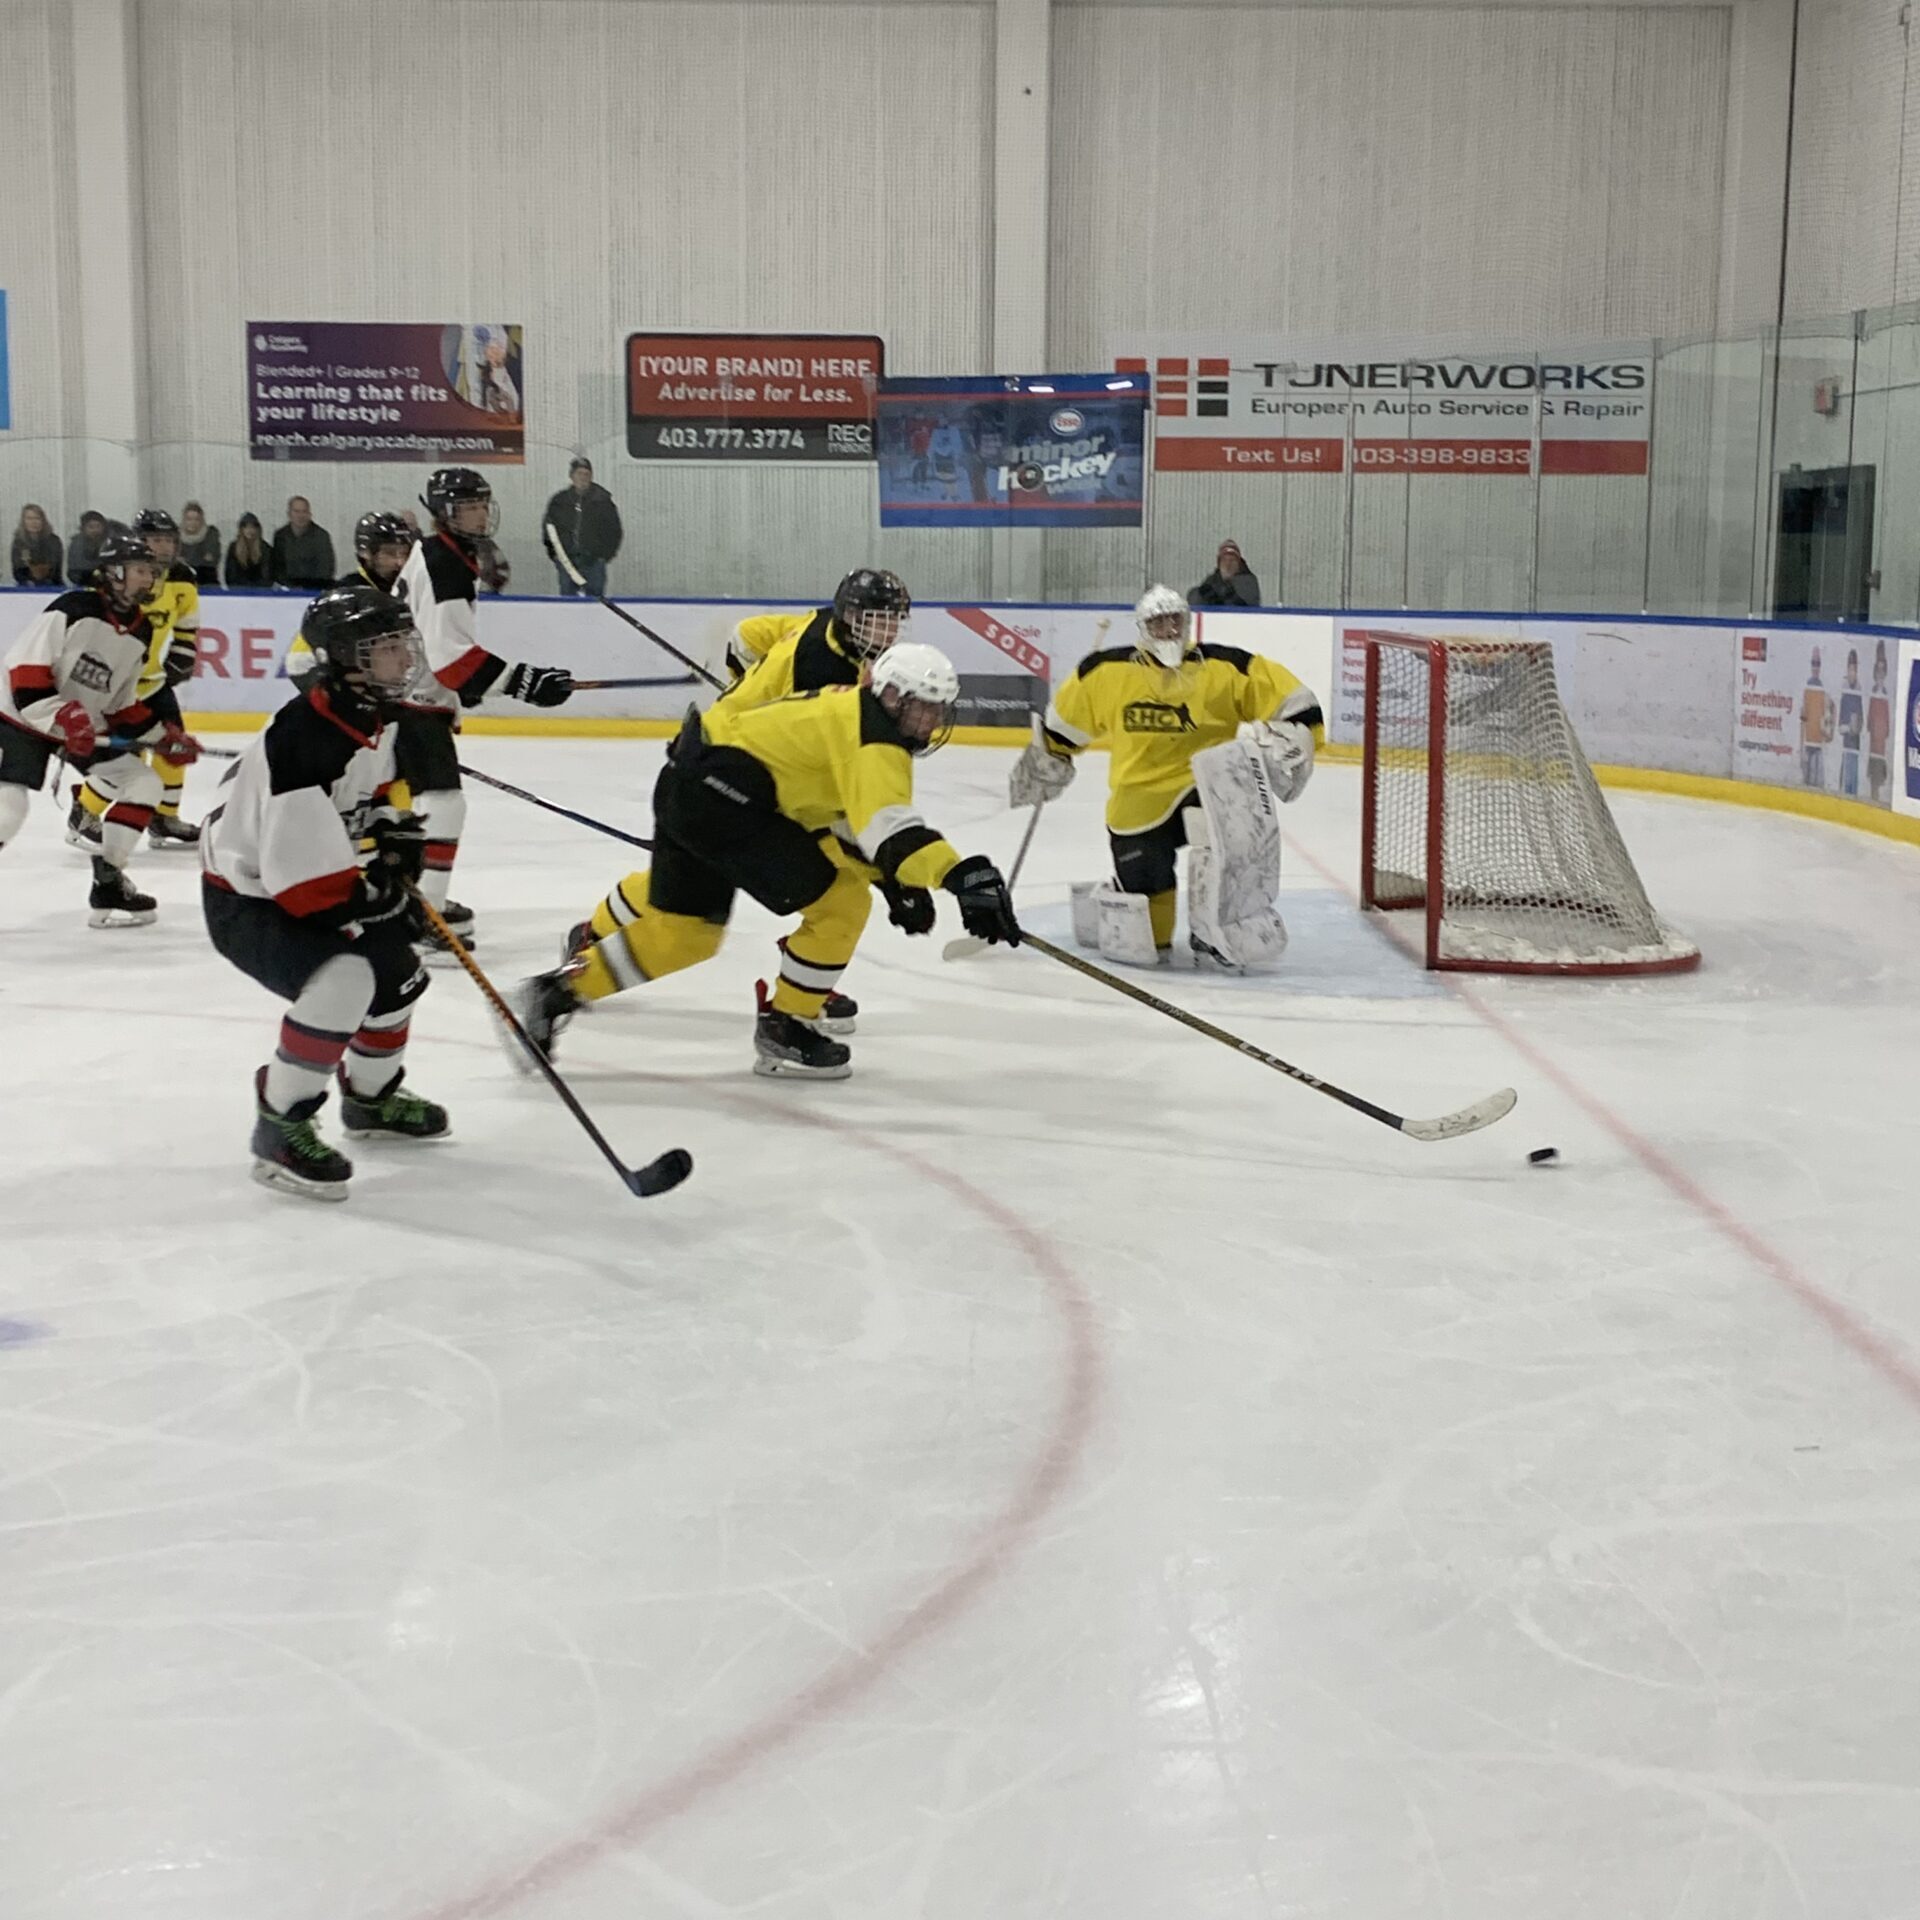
[
  {"left": 625, "top": 332, "right": 883, "bottom": 463},
  {"left": 1113, "top": 336, "right": 1651, "bottom": 477}
]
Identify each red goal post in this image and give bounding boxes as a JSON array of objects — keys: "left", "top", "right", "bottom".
[{"left": 1358, "top": 629, "right": 1700, "bottom": 976}]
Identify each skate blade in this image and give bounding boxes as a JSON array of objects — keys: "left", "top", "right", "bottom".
[
  {"left": 341, "top": 1123, "right": 451, "bottom": 1142},
  {"left": 251, "top": 1159, "right": 349, "bottom": 1201},
  {"left": 809, "top": 1013, "right": 857, "bottom": 1037},
  {"left": 88, "top": 908, "right": 157, "bottom": 929},
  {"left": 753, "top": 1053, "right": 852, "bottom": 1080},
  {"left": 145, "top": 837, "right": 200, "bottom": 852}
]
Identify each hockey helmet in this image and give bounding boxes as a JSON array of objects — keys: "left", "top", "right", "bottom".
[
  {"left": 131, "top": 507, "right": 180, "bottom": 566},
  {"left": 421, "top": 467, "right": 496, "bottom": 544},
  {"left": 1134, "top": 584, "right": 1192, "bottom": 669},
  {"left": 353, "top": 510, "right": 416, "bottom": 582},
  {"left": 868, "top": 639, "right": 959, "bottom": 753},
  {"left": 92, "top": 530, "right": 161, "bottom": 611},
  {"left": 300, "top": 585, "right": 423, "bottom": 707},
  {"left": 831, "top": 567, "right": 911, "bottom": 658}
]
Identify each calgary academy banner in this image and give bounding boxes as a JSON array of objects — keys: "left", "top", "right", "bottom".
[
  {"left": 248, "top": 322, "right": 525, "bottom": 463},
  {"left": 625, "top": 333, "right": 883, "bottom": 462},
  {"left": 876, "top": 374, "right": 1149, "bottom": 528},
  {"left": 1114, "top": 336, "right": 1650, "bottom": 478}
]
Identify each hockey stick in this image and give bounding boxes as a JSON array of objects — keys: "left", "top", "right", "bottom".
[
  {"left": 405, "top": 884, "right": 692, "bottom": 1197},
  {"left": 463, "top": 765, "right": 653, "bottom": 851},
  {"left": 545, "top": 523, "right": 728, "bottom": 691},
  {"left": 571, "top": 675, "right": 699, "bottom": 691},
  {"left": 1020, "top": 930, "right": 1517, "bottom": 1142}
]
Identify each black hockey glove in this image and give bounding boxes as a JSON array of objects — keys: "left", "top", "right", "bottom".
[
  {"left": 504, "top": 662, "right": 574, "bottom": 708},
  {"left": 162, "top": 633, "right": 200, "bottom": 687},
  {"left": 367, "top": 810, "right": 428, "bottom": 885},
  {"left": 943, "top": 854, "right": 1020, "bottom": 947},
  {"left": 880, "top": 876, "right": 936, "bottom": 937},
  {"left": 353, "top": 864, "right": 425, "bottom": 940}
]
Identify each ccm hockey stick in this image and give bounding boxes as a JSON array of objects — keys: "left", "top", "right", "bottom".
[
  {"left": 406, "top": 884, "right": 692, "bottom": 1197},
  {"left": 1021, "top": 931, "right": 1517, "bottom": 1143},
  {"left": 545, "top": 523, "right": 727, "bottom": 691}
]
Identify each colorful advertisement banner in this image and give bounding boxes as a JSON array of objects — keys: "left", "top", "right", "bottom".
[
  {"left": 248, "top": 322, "right": 525, "bottom": 463},
  {"left": 1890, "top": 639, "right": 1920, "bottom": 818},
  {"left": 1734, "top": 626, "right": 1894, "bottom": 802},
  {"left": 877, "top": 374, "right": 1149, "bottom": 528},
  {"left": 1113, "top": 336, "right": 1650, "bottom": 478},
  {"left": 624, "top": 333, "right": 883, "bottom": 462}
]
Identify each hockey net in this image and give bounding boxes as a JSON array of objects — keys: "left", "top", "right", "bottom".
[{"left": 1360, "top": 631, "right": 1700, "bottom": 975}]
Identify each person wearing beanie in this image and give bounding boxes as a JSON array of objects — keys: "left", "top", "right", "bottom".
[
  {"left": 541, "top": 456, "right": 624, "bottom": 597},
  {"left": 1190, "top": 538, "right": 1261, "bottom": 608}
]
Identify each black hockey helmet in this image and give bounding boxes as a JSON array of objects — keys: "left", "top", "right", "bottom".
[
  {"left": 301, "top": 585, "right": 423, "bottom": 708},
  {"left": 421, "top": 466, "right": 495, "bottom": 545},
  {"left": 92, "top": 530, "right": 161, "bottom": 610},
  {"left": 131, "top": 507, "right": 179, "bottom": 541},
  {"left": 830, "top": 568, "right": 911, "bottom": 658},
  {"left": 353, "top": 510, "right": 415, "bottom": 579}
]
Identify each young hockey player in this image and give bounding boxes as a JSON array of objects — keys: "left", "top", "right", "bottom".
[
  {"left": 398, "top": 467, "right": 576, "bottom": 959},
  {"left": 285, "top": 511, "right": 417, "bottom": 693},
  {"left": 201, "top": 586, "right": 448, "bottom": 1201},
  {"left": 1011, "top": 585, "right": 1323, "bottom": 970},
  {"left": 513, "top": 642, "right": 1019, "bottom": 1080},
  {"left": 722, "top": 567, "right": 910, "bottom": 699},
  {"left": 1, "top": 531, "right": 178, "bottom": 926}
]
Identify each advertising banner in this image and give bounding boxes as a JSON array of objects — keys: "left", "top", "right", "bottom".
[
  {"left": 876, "top": 374, "right": 1149, "bottom": 528},
  {"left": 625, "top": 333, "right": 882, "bottom": 462},
  {"left": 1734, "top": 626, "right": 1892, "bottom": 802},
  {"left": 1113, "top": 336, "right": 1650, "bottom": 478},
  {"left": 1894, "top": 640, "right": 1920, "bottom": 819},
  {"left": 248, "top": 322, "right": 525, "bottom": 464}
]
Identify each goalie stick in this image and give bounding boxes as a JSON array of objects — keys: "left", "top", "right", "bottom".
[
  {"left": 406, "top": 884, "right": 692, "bottom": 1197},
  {"left": 1021, "top": 930, "right": 1516, "bottom": 1143},
  {"left": 545, "top": 523, "right": 728, "bottom": 691}
]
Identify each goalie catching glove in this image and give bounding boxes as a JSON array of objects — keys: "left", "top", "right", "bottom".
[
  {"left": 1241, "top": 716, "right": 1316, "bottom": 803},
  {"left": 1009, "top": 736, "right": 1076, "bottom": 808}
]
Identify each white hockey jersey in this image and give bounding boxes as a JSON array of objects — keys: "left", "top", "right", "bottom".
[
  {"left": 0, "top": 590, "right": 162, "bottom": 746},
  {"left": 201, "top": 688, "right": 402, "bottom": 927},
  {"left": 397, "top": 533, "right": 503, "bottom": 715}
]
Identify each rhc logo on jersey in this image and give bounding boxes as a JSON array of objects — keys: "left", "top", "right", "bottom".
[
  {"left": 69, "top": 652, "right": 114, "bottom": 693},
  {"left": 1123, "top": 700, "right": 1197, "bottom": 734}
]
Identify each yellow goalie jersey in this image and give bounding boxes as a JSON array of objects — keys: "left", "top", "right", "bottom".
[
  {"left": 701, "top": 685, "right": 961, "bottom": 891},
  {"left": 720, "top": 607, "right": 862, "bottom": 712},
  {"left": 1044, "top": 642, "right": 1324, "bottom": 832},
  {"left": 137, "top": 562, "right": 201, "bottom": 698}
]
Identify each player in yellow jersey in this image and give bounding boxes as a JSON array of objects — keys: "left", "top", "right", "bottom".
[
  {"left": 1012, "top": 585, "right": 1324, "bottom": 970},
  {"left": 66, "top": 508, "right": 205, "bottom": 851},
  {"left": 721, "top": 568, "right": 910, "bottom": 707},
  {"left": 512, "top": 643, "right": 1018, "bottom": 1079}
]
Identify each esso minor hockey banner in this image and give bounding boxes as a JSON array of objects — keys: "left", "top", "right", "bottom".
[
  {"left": 876, "top": 374, "right": 1149, "bottom": 528},
  {"left": 1112, "top": 336, "right": 1650, "bottom": 478}
]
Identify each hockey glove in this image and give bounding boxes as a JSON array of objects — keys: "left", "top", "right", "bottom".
[
  {"left": 1242, "top": 718, "right": 1315, "bottom": 803},
  {"left": 368, "top": 810, "right": 428, "bottom": 885},
  {"left": 881, "top": 876, "right": 936, "bottom": 936},
  {"left": 943, "top": 854, "right": 1020, "bottom": 947},
  {"left": 504, "top": 662, "right": 574, "bottom": 708},
  {"left": 353, "top": 864, "right": 426, "bottom": 940},
  {"left": 1008, "top": 738, "right": 1075, "bottom": 809},
  {"left": 162, "top": 634, "right": 200, "bottom": 687},
  {"left": 50, "top": 701, "right": 96, "bottom": 759},
  {"left": 154, "top": 722, "right": 203, "bottom": 767}
]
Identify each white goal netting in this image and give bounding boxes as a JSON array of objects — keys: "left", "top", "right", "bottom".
[{"left": 1362, "top": 633, "right": 1700, "bottom": 974}]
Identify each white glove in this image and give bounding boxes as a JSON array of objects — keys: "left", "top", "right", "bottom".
[
  {"left": 1009, "top": 738, "right": 1076, "bottom": 808},
  {"left": 1243, "top": 718, "right": 1315, "bottom": 803}
]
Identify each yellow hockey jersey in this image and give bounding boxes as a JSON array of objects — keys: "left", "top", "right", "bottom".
[
  {"left": 137, "top": 561, "right": 201, "bottom": 698},
  {"left": 701, "top": 685, "right": 960, "bottom": 891},
  {"left": 1044, "top": 642, "right": 1323, "bottom": 831},
  {"left": 719, "top": 608, "right": 861, "bottom": 712}
]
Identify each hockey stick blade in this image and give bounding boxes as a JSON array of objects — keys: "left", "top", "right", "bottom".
[
  {"left": 942, "top": 934, "right": 989, "bottom": 961},
  {"left": 1399, "top": 1086, "right": 1518, "bottom": 1143},
  {"left": 628, "top": 1147, "right": 695, "bottom": 1196},
  {"left": 546, "top": 522, "right": 725, "bottom": 690}
]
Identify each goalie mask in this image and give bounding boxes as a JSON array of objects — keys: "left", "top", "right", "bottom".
[
  {"left": 831, "top": 567, "right": 911, "bottom": 659},
  {"left": 300, "top": 585, "right": 424, "bottom": 713},
  {"left": 1134, "top": 585, "right": 1193, "bottom": 669},
  {"left": 867, "top": 640, "right": 959, "bottom": 754}
]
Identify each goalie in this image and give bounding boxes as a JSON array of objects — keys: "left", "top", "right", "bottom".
[{"left": 1012, "top": 586, "right": 1323, "bottom": 970}]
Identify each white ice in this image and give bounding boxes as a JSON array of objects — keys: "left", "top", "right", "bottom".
[{"left": 1, "top": 740, "right": 1917, "bottom": 1920}]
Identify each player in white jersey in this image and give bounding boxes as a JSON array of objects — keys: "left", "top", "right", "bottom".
[
  {"left": 397, "top": 467, "right": 575, "bottom": 958},
  {"left": 201, "top": 586, "right": 449, "bottom": 1201},
  {"left": 0, "top": 531, "right": 188, "bottom": 926}
]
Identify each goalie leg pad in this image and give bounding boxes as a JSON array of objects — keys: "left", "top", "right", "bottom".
[
  {"left": 1188, "top": 742, "right": 1289, "bottom": 970},
  {"left": 1070, "top": 880, "right": 1101, "bottom": 949},
  {"left": 1094, "top": 885, "right": 1160, "bottom": 966}
]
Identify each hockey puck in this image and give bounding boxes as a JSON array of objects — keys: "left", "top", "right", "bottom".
[{"left": 1528, "top": 1147, "right": 1560, "bottom": 1165}]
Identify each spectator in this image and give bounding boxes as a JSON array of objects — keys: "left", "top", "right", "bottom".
[
  {"left": 541, "top": 456, "right": 623, "bottom": 596},
  {"left": 67, "top": 509, "right": 109, "bottom": 585},
  {"left": 270, "top": 496, "right": 335, "bottom": 589},
  {"left": 1190, "top": 538, "right": 1261, "bottom": 608},
  {"left": 11, "top": 504, "right": 64, "bottom": 586},
  {"left": 178, "top": 501, "right": 221, "bottom": 585},
  {"left": 225, "top": 511, "right": 272, "bottom": 587}
]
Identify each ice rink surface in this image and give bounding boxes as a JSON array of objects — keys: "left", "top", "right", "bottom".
[{"left": 2, "top": 738, "right": 1916, "bottom": 1920}]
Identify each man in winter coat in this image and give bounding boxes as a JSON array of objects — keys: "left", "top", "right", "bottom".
[{"left": 541, "top": 457, "right": 624, "bottom": 597}]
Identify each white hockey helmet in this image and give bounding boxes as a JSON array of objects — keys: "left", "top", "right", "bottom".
[
  {"left": 1134, "top": 584, "right": 1192, "bottom": 668},
  {"left": 868, "top": 640, "right": 960, "bottom": 753}
]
